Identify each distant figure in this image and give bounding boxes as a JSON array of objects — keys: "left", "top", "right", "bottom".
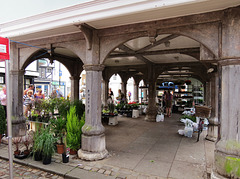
[
  {"left": 162, "top": 90, "right": 166, "bottom": 111},
  {"left": 0, "top": 86, "right": 7, "bottom": 118},
  {"left": 23, "top": 90, "right": 34, "bottom": 117},
  {"left": 165, "top": 89, "right": 173, "bottom": 117},
  {"left": 57, "top": 88, "right": 63, "bottom": 98},
  {"left": 128, "top": 91, "right": 131, "bottom": 101},
  {"left": 116, "top": 89, "right": 125, "bottom": 104},
  {"left": 34, "top": 89, "right": 45, "bottom": 100},
  {"left": 109, "top": 88, "right": 114, "bottom": 98},
  {"left": 24, "top": 84, "right": 34, "bottom": 95},
  {"left": 51, "top": 89, "right": 57, "bottom": 99}
]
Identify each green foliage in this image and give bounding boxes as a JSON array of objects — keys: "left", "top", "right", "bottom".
[
  {"left": 71, "top": 100, "right": 85, "bottom": 119},
  {"left": 57, "top": 98, "right": 71, "bottom": 119},
  {"left": 50, "top": 116, "right": 67, "bottom": 144},
  {"left": 66, "top": 106, "right": 84, "bottom": 151},
  {"left": 108, "top": 103, "right": 115, "bottom": 113},
  {"left": 33, "top": 127, "right": 57, "bottom": 158},
  {"left": 0, "top": 105, "right": 6, "bottom": 134},
  {"left": 180, "top": 114, "right": 196, "bottom": 123}
]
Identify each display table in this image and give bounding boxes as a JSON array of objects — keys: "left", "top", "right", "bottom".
[{"left": 29, "top": 121, "right": 48, "bottom": 131}]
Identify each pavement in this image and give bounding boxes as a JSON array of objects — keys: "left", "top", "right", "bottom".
[{"left": 0, "top": 113, "right": 215, "bottom": 179}]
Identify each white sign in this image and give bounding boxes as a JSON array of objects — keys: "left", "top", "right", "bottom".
[{"left": 0, "top": 44, "right": 7, "bottom": 53}]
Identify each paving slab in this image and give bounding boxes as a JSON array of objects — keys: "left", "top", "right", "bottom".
[
  {"left": 133, "top": 158, "right": 172, "bottom": 177},
  {"left": 175, "top": 137, "right": 205, "bottom": 164},
  {"left": 103, "top": 151, "right": 144, "bottom": 170},
  {"left": 168, "top": 160, "right": 205, "bottom": 179}
]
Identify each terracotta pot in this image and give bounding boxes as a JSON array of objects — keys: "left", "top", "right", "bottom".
[
  {"left": 69, "top": 149, "right": 77, "bottom": 155},
  {"left": 56, "top": 144, "right": 64, "bottom": 154}
]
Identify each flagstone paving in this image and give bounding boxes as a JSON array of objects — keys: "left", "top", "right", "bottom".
[{"left": 0, "top": 113, "right": 215, "bottom": 179}]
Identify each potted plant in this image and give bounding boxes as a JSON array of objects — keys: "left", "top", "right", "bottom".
[
  {"left": 62, "top": 136, "right": 69, "bottom": 163},
  {"left": 0, "top": 105, "right": 6, "bottom": 143},
  {"left": 22, "top": 132, "right": 33, "bottom": 156},
  {"left": 34, "top": 127, "right": 57, "bottom": 164},
  {"left": 42, "top": 130, "right": 57, "bottom": 165},
  {"left": 50, "top": 116, "right": 67, "bottom": 154},
  {"left": 66, "top": 106, "right": 84, "bottom": 155},
  {"left": 12, "top": 137, "right": 22, "bottom": 156},
  {"left": 32, "top": 129, "right": 42, "bottom": 161}
]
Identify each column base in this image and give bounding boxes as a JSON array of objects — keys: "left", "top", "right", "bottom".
[
  {"left": 78, "top": 133, "right": 108, "bottom": 161},
  {"left": 144, "top": 107, "right": 157, "bottom": 122},
  {"left": 211, "top": 171, "right": 228, "bottom": 179},
  {"left": 205, "top": 124, "right": 218, "bottom": 142},
  {"left": 214, "top": 143, "right": 240, "bottom": 178},
  {"left": 78, "top": 149, "right": 108, "bottom": 161}
]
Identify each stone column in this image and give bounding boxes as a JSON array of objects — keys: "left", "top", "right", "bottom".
[
  {"left": 101, "top": 79, "right": 109, "bottom": 106},
  {"left": 205, "top": 81, "right": 211, "bottom": 106},
  {"left": 214, "top": 61, "right": 240, "bottom": 178},
  {"left": 78, "top": 65, "right": 108, "bottom": 160},
  {"left": 10, "top": 70, "right": 25, "bottom": 118},
  {"left": 70, "top": 76, "right": 80, "bottom": 101},
  {"left": 143, "top": 88, "right": 147, "bottom": 101},
  {"left": 133, "top": 82, "right": 139, "bottom": 102},
  {"left": 206, "top": 73, "right": 219, "bottom": 142},
  {"left": 121, "top": 81, "right": 127, "bottom": 98},
  {"left": 145, "top": 80, "right": 157, "bottom": 122}
]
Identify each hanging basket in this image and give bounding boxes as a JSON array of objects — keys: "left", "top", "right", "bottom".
[{"left": 195, "top": 106, "right": 211, "bottom": 118}]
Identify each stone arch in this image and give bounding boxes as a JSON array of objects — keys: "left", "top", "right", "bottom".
[
  {"left": 21, "top": 47, "right": 84, "bottom": 77},
  {"left": 100, "top": 22, "right": 219, "bottom": 65}
]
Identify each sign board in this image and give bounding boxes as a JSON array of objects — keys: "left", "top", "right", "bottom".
[{"left": 0, "top": 37, "right": 9, "bottom": 61}]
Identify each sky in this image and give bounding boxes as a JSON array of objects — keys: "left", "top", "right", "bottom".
[{"left": 0, "top": 0, "right": 92, "bottom": 23}]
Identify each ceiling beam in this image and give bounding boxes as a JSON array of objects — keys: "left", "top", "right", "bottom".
[
  {"left": 136, "top": 34, "right": 179, "bottom": 53},
  {"left": 118, "top": 44, "right": 152, "bottom": 64},
  {"left": 109, "top": 47, "right": 199, "bottom": 58}
]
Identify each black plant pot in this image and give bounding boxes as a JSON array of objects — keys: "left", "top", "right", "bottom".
[
  {"left": 62, "top": 154, "right": 69, "bottom": 163},
  {"left": 34, "top": 151, "right": 42, "bottom": 161},
  {"left": 42, "top": 155, "right": 52, "bottom": 165}
]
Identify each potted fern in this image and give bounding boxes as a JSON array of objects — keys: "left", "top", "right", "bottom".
[{"left": 66, "top": 106, "right": 84, "bottom": 155}]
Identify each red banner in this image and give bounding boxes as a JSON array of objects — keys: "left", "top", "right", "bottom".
[{"left": 0, "top": 37, "right": 10, "bottom": 61}]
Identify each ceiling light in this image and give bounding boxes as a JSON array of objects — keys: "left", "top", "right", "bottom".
[
  {"left": 207, "top": 68, "right": 214, "bottom": 73},
  {"left": 164, "top": 41, "right": 170, "bottom": 47}
]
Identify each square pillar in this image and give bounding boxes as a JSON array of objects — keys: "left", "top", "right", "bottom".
[{"left": 214, "top": 61, "right": 240, "bottom": 178}]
